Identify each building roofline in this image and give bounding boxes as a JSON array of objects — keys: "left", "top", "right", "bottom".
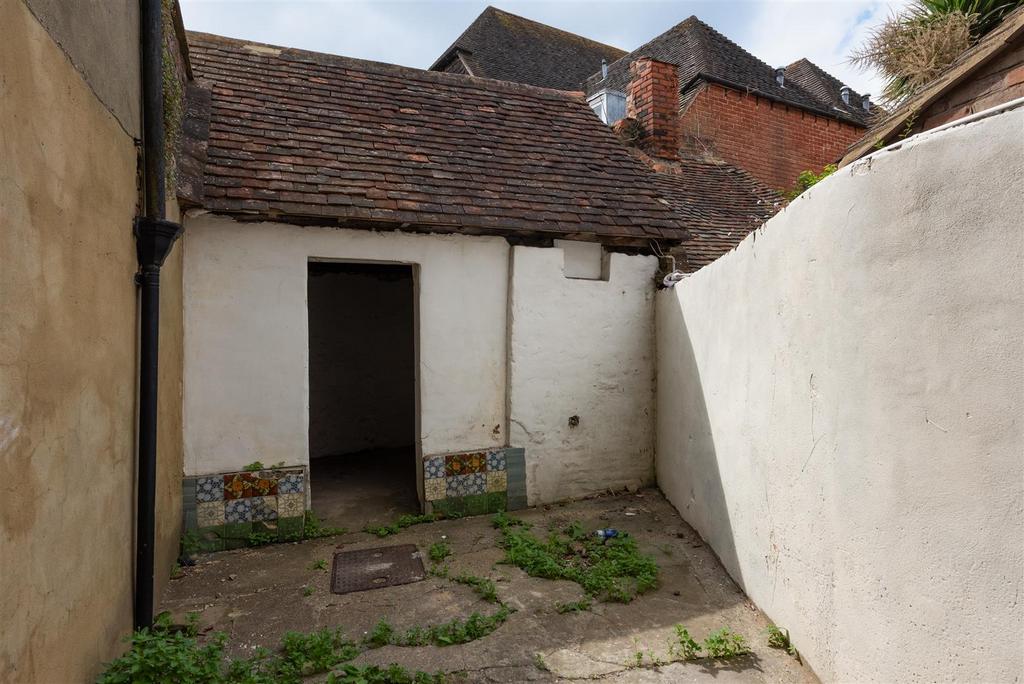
[{"left": 839, "top": 6, "right": 1024, "bottom": 166}]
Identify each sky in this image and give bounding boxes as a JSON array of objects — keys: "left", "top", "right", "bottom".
[{"left": 179, "top": 0, "right": 910, "bottom": 97}]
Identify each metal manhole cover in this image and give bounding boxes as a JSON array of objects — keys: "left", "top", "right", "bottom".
[{"left": 330, "top": 544, "right": 426, "bottom": 595}]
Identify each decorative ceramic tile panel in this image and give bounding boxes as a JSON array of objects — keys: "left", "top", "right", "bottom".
[
  {"left": 486, "top": 449, "right": 506, "bottom": 471},
  {"left": 278, "top": 493, "right": 305, "bottom": 518},
  {"left": 197, "top": 501, "right": 225, "bottom": 527},
  {"left": 278, "top": 473, "right": 304, "bottom": 494},
  {"left": 251, "top": 495, "right": 278, "bottom": 521},
  {"left": 486, "top": 471, "right": 507, "bottom": 493},
  {"left": 197, "top": 476, "right": 223, "bottom": 502},
  {"left": 445, "top": 451, "right": 486, "bottom": 476},
  {"left": 182, "top": 466, "right": 308, "bottom": 553},
  {"left": 425, "top": 447, "right": 521, "bottom": 514},
  {"left": 224, "top": 498, "right": 253, "bottom": 523},
  {"left": 424, "top": 456, "right": 445, "bottom": 480},
  {"left": 424, "top": 478, "right": 446, "bottom": 501}
]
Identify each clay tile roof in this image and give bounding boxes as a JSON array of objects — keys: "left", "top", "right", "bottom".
[
  {"left": 184, "top": 31, "right": 686, "bottom": 245},
  {"left": 430, "top": 6, "right": 626, "bottom": 90},
  {"left": 584, "top": 16, "right": 872, "bottom": 126},
  {"left": 650, "top": 161, "right": 781, "bottom": 272}
]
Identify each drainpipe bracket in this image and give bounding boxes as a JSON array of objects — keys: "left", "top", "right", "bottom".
[{"left": 134, "top": 216, "right": 182, "bottom": 272}]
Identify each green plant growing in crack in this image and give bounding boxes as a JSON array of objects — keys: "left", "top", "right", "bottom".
[
  {"left": 364, "top": 606, "right": 511, "bottom": 648},
  {"left": 555, "top": 599, "right": 592, "bottom": 614},
  {"left": 671, "top": 626, "right": 702, "bottom": 660},
  {"left": 766, "top": 624, "right": 800, "bottom": 661},
  {"left": 493, "top": 513, "right": 659, "bottom": 602},
  {"left": 365, "top": 513, "right": 441, "bottom": 537},
  {"left": 310, "top": 558, "right": 328, "bottom": 572},
  {"left": 702, "top": 627, "right": 750, "bottom": 659},
  {"left": 428, "top": 540, "right": 451, "bottom": 563},
  {"left": 451, "top": 573, "right": 499, "bottom": 603},
  {"left": 327, "top": 664, "right": 447, "bottom": 683}
]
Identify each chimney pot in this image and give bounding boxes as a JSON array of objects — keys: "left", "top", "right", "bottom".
[
  {"left": 840, "top": 86, "right": 852, "bottom": 106},
  {"left": 601, "top": 58, "right": 608, "bottom": 80},
  {"left": 775, "top": 67, "right": 785, "bottom": 87}
]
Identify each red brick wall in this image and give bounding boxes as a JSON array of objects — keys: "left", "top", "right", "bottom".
[
  {"left": 626, "top": 58, "right": 679, "bottom": 160},
  {"left": 915, "top": 35, "right": 1024, "bottom": 131},
  {"left": 679, "top": 82, "right": 866, "bottom": 190}
]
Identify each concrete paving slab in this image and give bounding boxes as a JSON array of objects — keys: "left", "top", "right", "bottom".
[{"left": 161, "top": 489, "right": 817, "bottom": 682}]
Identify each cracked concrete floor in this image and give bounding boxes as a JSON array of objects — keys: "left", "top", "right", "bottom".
[{"left": 161, "top": 490, "right": 817, "bottom": 682}]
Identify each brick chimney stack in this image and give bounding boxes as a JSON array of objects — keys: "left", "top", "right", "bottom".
[{"left": 626, "top": 57, "right": 679, "bottom": 160}]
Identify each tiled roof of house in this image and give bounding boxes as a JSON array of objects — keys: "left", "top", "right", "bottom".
[
  {"left": 429, "top": 6, "right": 626, "bottom": 90},
  {"left": 650, "top": 160, "right": 781, "bottom": 272},
  {"left": 584, "top": 16, "right": 873, "bottom": 126},
  {"left": 183, "top": 32, "right": 687, "bottom": 246}
]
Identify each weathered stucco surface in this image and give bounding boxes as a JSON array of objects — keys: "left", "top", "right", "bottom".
[
  {"left": 22, "top": 0, "right": 141, "bottom": 136},
  {"left": 656, "top": 107, "right": 1024, "bottom": 682},
  {"left": 182, "top": 215, "right": 510, "bottom": 476},
  {"left": 1, "top": 1, "right": 139, "bottom": 679},
  {"left": 510, "top": 247, "right": 657, "bottom": 505}
]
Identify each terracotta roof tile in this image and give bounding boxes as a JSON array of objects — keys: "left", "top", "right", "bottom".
[
  {"left": 650, "top": 160, "right": 781, "bottom": 272},
  {"left": 185, "top": 32, "right": 685, "bottom": 245}
]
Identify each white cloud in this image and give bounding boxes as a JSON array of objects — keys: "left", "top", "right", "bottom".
[{"left": 733, "top": 0, "right": 911, "bottom": 97}]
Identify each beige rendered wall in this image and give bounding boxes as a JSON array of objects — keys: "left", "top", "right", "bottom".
[
  {"left": 656, "top": 106, "right": 1024, "bottom": 682},
  {"left": 1, "top": 0, "right": 152, "bottom": 681},
  {"left": 510, "top": 246, "right": 657, "bottom": 505},
  {"left": 182, "top": 215, "right": 510, "bottom": 476}
]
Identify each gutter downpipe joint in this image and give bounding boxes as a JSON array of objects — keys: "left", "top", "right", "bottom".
[{"left": 134, "top": 0, "right": 182, "bottom": 631}]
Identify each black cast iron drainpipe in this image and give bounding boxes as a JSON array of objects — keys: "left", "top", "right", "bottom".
[{"left": 134, "top": 0, "right": 182, "bottom": 630}]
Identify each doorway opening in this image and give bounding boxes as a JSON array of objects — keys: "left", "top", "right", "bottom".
[{"left": 307, "top": 260, "right": 419, "bottom": 530}]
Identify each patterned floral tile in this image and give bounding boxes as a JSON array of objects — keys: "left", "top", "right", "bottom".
[
  {"left": 251, "top": 475, "right": 278, "bottom": 497},
  {"left": 197, "top": 501, "right": 225, "bottom": 528},
  {"left": 278, "top": 473, "right": 304, "bottom": 495},
  {"left": 486, "top": 470, "right": 507, "bottom": 493},
  {"left": 197, "top": 476, "right": 224, "bottom": 502},
  {"left": 486, "top": 450, "right": 506, "bottom": 472},
  {"left": 446, "top": 472, "right": 486, "bottom": 498},
  {"left": 445, "top": 451, "right": 486, "bottom": 476},
  {"left": 224, "top": 473, "right": 254, "bottom": 500},
  {"left": 224, "top": 498, "right": 253, "bottom": 523},
  {"left": 424, "top": 477, "right": 446, "bottom": 501},
  {"left": 251, "top": 495, "right": 278, "bottom": 522},
  {"left": 278, "top": 493, "right": 305, "bottom": 518},
  {"left": 424, "top": 456, "right": 446, "bottom": 480}
]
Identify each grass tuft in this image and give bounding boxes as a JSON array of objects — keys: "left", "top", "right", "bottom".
[{"left": 494, "top": 517, "right": 658, "bottom": 602}]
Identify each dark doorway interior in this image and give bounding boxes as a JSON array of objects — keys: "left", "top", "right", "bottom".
[{"left": 307, "top": 261, "right": 418, "bottom": 530}]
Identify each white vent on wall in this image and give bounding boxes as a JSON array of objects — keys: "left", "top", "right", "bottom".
[
  {"left": 554, "top": 239, "right": 606, "bottom": 280},
  {"left": 587, "top": 89, "right": 627, "bottom": 125}
]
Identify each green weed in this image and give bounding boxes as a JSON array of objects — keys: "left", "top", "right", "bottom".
[
  {"left": 310, "top": 558, "right": 328, "bottom": 572},
  {"left": 302, "top": 586, "right": 314, "bottom": 597},
  {"left": 365, "top": 513, "right": 440, "bottom": 537},
  {"left": 327, "top": 664, "right": 446, "bottom": 683},
  {"left": 428, "top": 540, "right": 451, "bottom": 563},
  {"left": 702, "top": 628, "right": 749, "bottom": 659},
  {"left": 671, "top": 626, "right": 702, "bottom": 660},
  {"left": 554, "top": 599, "right": 592, "bottom": 614},
  {"left": 495, "top": 520, "right": 658, "bottom": 602},
  {"left": 766, "top": 624, "right": 800, "bottom": 660},
  {"left": 364, "top": 607, "right": 510, "bottom": 648},
  {"left": 451, "top": 573, "right": 499, "bottom": 603},
  {"left": 243, "top": 461, "right": 264, "bottom": 472}
]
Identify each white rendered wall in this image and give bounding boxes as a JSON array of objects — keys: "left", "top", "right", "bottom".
[
  {"left": 510, "top": 246, "right": 657, "bottom": 505},
  {"left": 656, "top": 107, "right": 1024, "bottom": 682},
  {"left": 182, "top": 216, "right": 509, "bottom": 475}
]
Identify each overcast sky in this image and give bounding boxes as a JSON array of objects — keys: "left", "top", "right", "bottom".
[{"left": 180, "top": 0, "right": 909, "bottom": 97}]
